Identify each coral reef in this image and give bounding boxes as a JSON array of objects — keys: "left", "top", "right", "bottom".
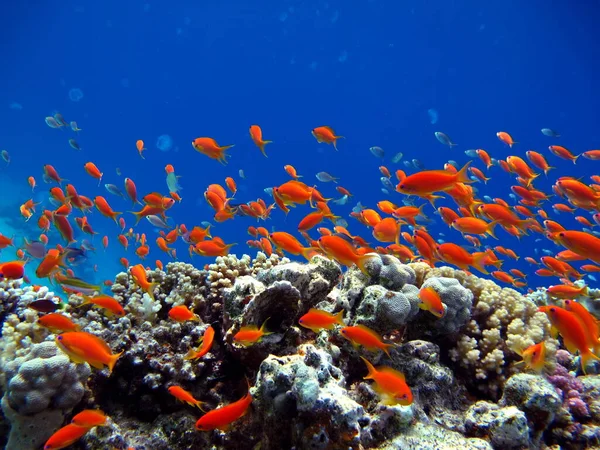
[{"left": 0, "top": 253, "right": 599, "bottom": 449}]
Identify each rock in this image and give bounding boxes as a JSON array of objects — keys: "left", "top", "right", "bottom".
[
  {"left": 500, "top": 373, "right": 561, "bottom": 440},
  {"left": 353, "top": 285, "right": 420, "bottom": 334},
  {"left": 465, "top": 401, "right": 530, "bottom": 449},
  {"left": 253, "top": 344, "right": 369, "bottom": 450},
  {"left": 364, "top": 254, "right": 417, "bottom": 290},
  {"left": 419, "top": 277, "right": 473, "bottom": 335},
  {"left": 376, "top": 422, "right": 493, "bottom": 450}
]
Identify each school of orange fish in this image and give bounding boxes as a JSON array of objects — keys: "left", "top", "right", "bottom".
[{"left": 3, "top": 120, "right": 600, "bottom": 448}]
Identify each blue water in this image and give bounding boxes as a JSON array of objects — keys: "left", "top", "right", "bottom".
[{"left": 1, "top": 1, "right": 600, "bottom": 290}]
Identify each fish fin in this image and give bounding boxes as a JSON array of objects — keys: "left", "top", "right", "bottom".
[
  {"left": 472, "top": 251, "right": 489, "bottom": 275},
  {"left": 486, "top": 220, "right": 499, "bottom": 239},
  {"left": 334, "top": 310, "right": 345, "bottom": 326},
  {"left": 107, "top": 350, "right": 123, "bottom": 373},
  {"left": 355, "top": 253, "right": 379, "bottom": 277},
  {"left": 563, "top": 337, "right": 578, "bottom": 355},
  {"left": 455, "top": 161, "right": 473, "bottom": 184},
  {"left": 259, "top": 317, "right": 272, "bottom": 336},
  {"left": 184, "top": 348, "right": 199, "bottom": 360},
  {"left": 360, "top": 356, "right": 377, "bottom": 379},
  {"left": 301, "top": 246, "right": 320, "bottom": 261},
  {"left": 580, "top": 349, "right": 600, "bottom": 375}
]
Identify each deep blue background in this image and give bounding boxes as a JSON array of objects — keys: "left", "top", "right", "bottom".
[{"left": 1, "top": 0, "right": 599, "bottom": 289}]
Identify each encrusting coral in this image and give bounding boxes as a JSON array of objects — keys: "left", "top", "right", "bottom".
[{"left": 0, "top": 253, "right": 599, "bottom": 450}]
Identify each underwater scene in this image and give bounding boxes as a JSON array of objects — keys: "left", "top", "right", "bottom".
[{"left": 1, "top": 1, "right": 600, "bottom": 449}]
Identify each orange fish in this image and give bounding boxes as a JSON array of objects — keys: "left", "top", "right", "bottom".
[
  {"left": 94, "top": 196, "right": 121, "bottom": 223},
  {"left": 476, "top": 149, "right": 493, "bottom": 169},
  {"left": 249, "top": 125, "right": 272, "bottom": 157},
  {"left": 38, "top": 313, "right": 80, "bottom": 333},
  {"left": 71, "top": 409, "right": 108, "bottom": 427},
  {"left": 36, "top": 248, "right": 66, "bottom": 278},
  {"left": 84, "top": 162, "right": 103, "bottom": 185},
  {"left": 0, "top": 260, "right": 26, "bottom": 280},
  {"left": 547, "top": 284, "right": 588, "bottom": 299},
  {"left": 512, "top": 341, "right": 548, "bottom": 373},
  {"left": 28, "top": 175, "right": 36, "bottom": 191},
  {"left": 555, "top": 230, "right": 600, "bottom": 264},
  {"left": 396, "top": 162, "right": 473, "bottom": 198},
  {"left": 168, "top": 305, "right": 199, "bottom": 322},
  {"left": 311, "top": 126, "right": 343, "bottom": 151},
  {"left": 136, "top": 139, "right": 146, "bottom": 159},
  {"left": 284, "top": 164, "right": 302, "bottom": 179},
  {"left": 80, "top": 295, "right": 125, "bottom": 317},
  {"left": 298, "top": 309, "right": 344, "bottom": 332},
  {"left": 195, "top": 382, "right": 252, "bottom": 431},
  {"left": 44, "top": 423, "right": 90, "bottom": 450},
  {"left": 233, "top": 318, "right": 272, "bottom": 346},
  {"left": 549, "top": 145, "right": 579, "bottom": 163},
  {"left": 564, "top": 299, "right": 600, "bottom": 353},
  {"left": 168, "top": 385, "right": 204, "bottom": 409},
  {"left": 269, "top": 231, "right": 317, "bottom": 260},
  {"left": 538, "top": 306, "right": 600, "bottom": 374},
  {"left": 360, "top": 357, "right": 413, "bottom": 405},
  {"left": 56, "top": 331, "right": 123, "bottom": 372},
  {"left": 124, "top": 178, "right": 142, "bottom": 205},
  {"left": 339, "top": 324, "right": 393, "bottom": 356},
  {"left": 193, "top": 238, "right": 235, "bottom": 257},
  {"left": 436, "top": 243, "right": 489, "bottom": 274},
  {"left": 418, "top": 286, "right": 445, "bottom": 318},
  {"left": 192, "top": 137, "right": 234, "bottom": 164},
  {"left": 185, "top": 325, "right": 215, "bottom": 360},
  {"left": 317, "top": 235, "right": 378, "bottom": 275},
  {"left": 130, "top": 264, "right": 158, "bottom": 299},
  {"left": 496, "top": 131, "right": 517, "bottom": 147},
  {"left": 526, "top": 151, "right": 554, "bottom": 175},
  {"left": 451, "top": 217, "right": 498, "bottom": 238}
]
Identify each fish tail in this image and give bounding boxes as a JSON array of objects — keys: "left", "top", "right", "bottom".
[
  {"left": 183, "top": 348, "right": 199, "bottom": 360},
  {"left": 573, "top": 154, "right": 580, "bottom": 164},
  {"left": 580, "top": 348, "right": 600, "bottom": 375},
  {"left": 486, "top": 220, "right": 499, "bottom": 239},
  {"left": 472, "top": 251, "right": 490, "bottom": 275},
  {"left": 129, "top": 211, "right": 143, "bottom": 226},
  {"left": 455, "top": 161, "right": 473, "bottom": 184},
  {"left": 195, "top": 400, "right": 206, "bottom": 411},
  {"left": 301, "top": 246, "right": 320, "bottom": 261},
  {"left": 260, "top": 317, "right": 272, "bottom": 335},
  {"left": 334, "top": 309, "right": 345, "bottom": 326},
  {"left": 259, "top": 141, "right": 272, "bottom": 157},
  {"left": 356, "top": 253, "right": 379, "bottom": 277},
  {"left": 360, "top": 356, "right": 377, "bottom": 379},
  {"left": 108, "top": 350, "right": 124, "bottom": 373}
]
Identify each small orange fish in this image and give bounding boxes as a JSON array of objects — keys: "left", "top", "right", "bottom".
[
  {"left": 546, "top": 284, "right": 588, "bottom": 299},
  {"left": 317, "top": 235, "right": 377, "bottom": 275},
  {"left": 44, "top": 423, "right": 90, "bottom": 450},
  {"left": 168, "top": 385, "right": 204, "bottom": 409},
  {"left": 284, "top": 164, "right": 302, "bottom": 179},
  {"left": 38, "top": 313, "right": 80, "bottom": 333},
  {"left": 298, "top": 309, "right": 344, "bottom": 332},
  {"left": 192, "top": 137, "right": 234, "bottom": 164},
  {"left": 71, "top": 409, "right": 108, "bottom": 427},
  {"left": 185, "top": 325, "right": 215, "bottom": 360},
  {"left": 549, "top": 145, "right": 579, "bottom": 163},
  {"left": 418, "top": 286, "right": 445, "bottom": 318},
  {"left": 512, "top": 341, "right": 548, "bottom": 373},
  {"left": 195, "top": 382, "right": 252, "bottom": 431},
  {"left": 249, "top": 125, "right": 272, "bottom": 157},
  {"left": 80, "top": 295, "right": 125, "bottom": 317},
  {"left": 339, "top": 324, "right": 393, "bottom": 356},
  {"left": 28, "top": 175, "right": 36, "bottom": 191},
  {"left": 312, "top": 126, "right": 344, "bottom": 151},
  {"left": 496, "top": 131, "right": 517, "bottom": 147},
  {"left": 136, "top": 139, "right": 146, "bottom": 159},
  {"left": 233, "top": 318, "right": 272, "bottom": 346},
  {"left": 360, "top": 357, "right": 413, "bottom": 405},
  {"left": 94, "top": 196, "right": 121, "bottom": 223},
  {"left": 56, "top": 331, "right": 123, "bottom": 372},
  {"left": 130, "top": 264, "right": 158, "bottom": 299},
  {"left": 84, "top": 162, "right": 103, "bottom": 185},
  {"left": 168, "top": 305, "right": 199, "bottom": 322}
]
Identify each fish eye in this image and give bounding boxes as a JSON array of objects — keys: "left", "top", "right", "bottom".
[
  {"left": 57, "top": 335, "right": 63, "bottom": 340},
  {"left": 399, "top": 184, "right": 405, "bottom": 189},
  {"left": 558, "top": 232, "right": 565, "bottom": 237},
  {"left": 549, "top": 307, "right": 556, "bottom": 312},
  {"left": 299, "top": 319, "right": 304, "bottom": 323}
]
